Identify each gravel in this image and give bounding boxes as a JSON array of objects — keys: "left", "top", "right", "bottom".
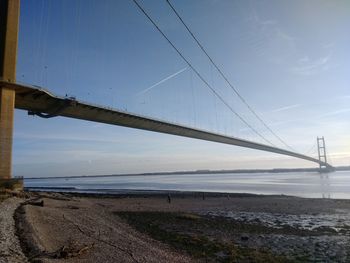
[{"left": 0, "top": 197, "right": 28, "bottom": 263}]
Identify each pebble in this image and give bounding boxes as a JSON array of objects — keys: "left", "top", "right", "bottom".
[{"left": 0, "top": 198, "right": 28, "bottom": 263}]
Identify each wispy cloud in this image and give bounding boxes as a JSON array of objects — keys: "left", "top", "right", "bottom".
[
  {"left": 14, "top": 132, "right": 127, "bottom": 144},
  {"left": 320, "top": 108, "right": 350, "bottom": 118},
  {"left": 322, "top": 42, "right": 335, "bottom": 49},
  {"left": 248, "top": 9, "right": 278, "bottom": 26},
  {"left": 338, "top": 95, "right": 350, "bottom": 99},
  {"left": 246, "top": 6, "right": 297, "bottom": 59},
  {"left": 270, "top": 104, "right": 301, "bottom": 113},
  {"left": 291, "top": 52, "right": 332, "bottom": 76},
  {"left": 137, "top": 67, "right": 187, "bottom": 95}
]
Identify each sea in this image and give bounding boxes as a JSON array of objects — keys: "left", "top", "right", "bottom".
[{"left": 23, "top": 170, "right": 350, "bottom": 199}]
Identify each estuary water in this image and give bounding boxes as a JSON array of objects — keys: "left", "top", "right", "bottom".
[{"left": 24, "top": 171, "right": 350, "bottom": 199}]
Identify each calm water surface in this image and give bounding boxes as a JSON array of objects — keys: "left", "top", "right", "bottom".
[{"left": 24, "top": 171, "right": 350, "bottom": 199}]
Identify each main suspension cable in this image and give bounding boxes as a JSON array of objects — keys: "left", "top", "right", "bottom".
[
  {"left": 165, "top": 0, "right": 294, "bottom": 151},
  {"left": 131, "top": 0, "right": 274, "bottom": 146}
]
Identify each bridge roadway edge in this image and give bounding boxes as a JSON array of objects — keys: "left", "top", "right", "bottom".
[{"left": 0, "top": 80, "right": 333, "bottom": 170}]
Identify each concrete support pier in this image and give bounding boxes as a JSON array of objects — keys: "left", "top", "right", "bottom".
[{"left": 0, "top": 0, "right": 20, "bottom": 182}]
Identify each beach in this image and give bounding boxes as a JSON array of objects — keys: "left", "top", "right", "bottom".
[{"left": 2, "top": 191, "right": 350, "bottom": 262}]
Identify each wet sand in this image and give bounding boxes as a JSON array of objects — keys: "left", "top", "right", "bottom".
[{"left": 5, "top": 192, "right": 350, "bottom": 262}]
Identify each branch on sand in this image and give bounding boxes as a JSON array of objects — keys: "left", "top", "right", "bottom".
[
  {"left": 28, "top": 241, "right": 95, "bottom": 260},
  {"left": 62, "top": 213, "right": 139, "bottom": 263}
]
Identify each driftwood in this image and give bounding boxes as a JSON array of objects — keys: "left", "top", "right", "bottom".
[
  {"left": 28, "top": 242, "right": 95, "bottom": 260},
  {"left": 55, "top": 242, "right": 95, "bottom": 259},
  {"left": 26, "top": 200, "right": 44, "bottom": 207}
]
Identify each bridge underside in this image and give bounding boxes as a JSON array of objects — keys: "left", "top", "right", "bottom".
[{"left": 0, "top": 80, "right": 333, "bottom": 169}]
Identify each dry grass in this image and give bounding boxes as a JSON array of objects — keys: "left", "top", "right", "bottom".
[{"left": 0, "top": 178, "right": 23, "bottom": 191}]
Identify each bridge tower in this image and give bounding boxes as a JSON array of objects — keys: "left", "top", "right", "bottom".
[
  {"left": 317, "top": 136, "right": 328, "bottom": 171},
  {"left": 0, "top": 0, "right": 20, "bottom": 184}
]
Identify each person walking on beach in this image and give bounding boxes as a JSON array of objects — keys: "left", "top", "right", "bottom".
[{"left": 167, "top": 194, "right": 171, "bottom": 204}]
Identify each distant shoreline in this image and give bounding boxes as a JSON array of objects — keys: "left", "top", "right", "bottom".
[
  {"left": 24, "top": 189, "right": 266, "bottom": 199},
  {"left": 23, "top": 165, "right": 350, "bottom": 180}
]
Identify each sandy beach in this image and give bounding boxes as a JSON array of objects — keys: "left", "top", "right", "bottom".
[{"left": 1, "top": 191, "right": 350, "bottom": 262}]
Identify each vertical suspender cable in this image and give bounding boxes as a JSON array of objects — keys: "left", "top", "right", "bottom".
[
  {"left": 165, "top": 0, "right": 294, "bottom": 151},
  {"left": 131, "top": 0, "right": 274, "bottom": 146}
]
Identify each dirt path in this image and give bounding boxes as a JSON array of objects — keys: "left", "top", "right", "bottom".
[{"left": 0, "top": 197, "right": 28, "bottom": 263}]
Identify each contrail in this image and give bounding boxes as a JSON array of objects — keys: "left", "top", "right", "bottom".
[
  {"left": 137, "top": 67, "right": 187, "bottom": 95},
  {"left": 270, "top": 104, "right": 300, "bottom": 113}
]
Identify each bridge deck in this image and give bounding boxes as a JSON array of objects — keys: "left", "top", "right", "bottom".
[{"left": 0, "top": 80, "right": 332, "bottom": 168}]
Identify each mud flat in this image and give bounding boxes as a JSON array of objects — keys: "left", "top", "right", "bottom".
[{"left": 8, "top": 191, "right": 350, "bottom": 262}]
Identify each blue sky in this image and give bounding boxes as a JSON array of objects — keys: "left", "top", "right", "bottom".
[{"left": 13, "top": 0, "right": 350, "bottom": 177}]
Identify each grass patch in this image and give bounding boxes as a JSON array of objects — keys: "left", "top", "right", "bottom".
[
  {"left": 116, "top": 211, "right": 294, "bottom": 263},
  {"left": 0, "top": 178, "right": 23, "bottom": 191}
]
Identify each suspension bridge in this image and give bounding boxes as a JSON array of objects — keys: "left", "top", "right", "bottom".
[{"left": 0, "top": 0, "right": 334, "bottom": 183}]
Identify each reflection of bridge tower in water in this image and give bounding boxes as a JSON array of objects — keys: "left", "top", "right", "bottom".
[
  {"left": 320, "top": 173, "right": 330, "bottom": 199},
  {"left": 317, "top": 137, "right": 328, "bottom": 171}
]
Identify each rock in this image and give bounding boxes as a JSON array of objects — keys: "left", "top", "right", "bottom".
[{"left": 241, "top": 235, "right": 249, "bottom": 241}]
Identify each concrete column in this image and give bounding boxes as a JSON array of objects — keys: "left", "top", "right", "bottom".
[
  {"left": 0, "top": 0, "right": 20, "bottom": 179},
  {"left": 0, "top": 88, "right": 15, "bottom": 178}
]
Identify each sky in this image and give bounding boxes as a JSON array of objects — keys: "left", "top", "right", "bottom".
[{"left": 13, "top": 0, "right": 350, "bottom": 177}]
